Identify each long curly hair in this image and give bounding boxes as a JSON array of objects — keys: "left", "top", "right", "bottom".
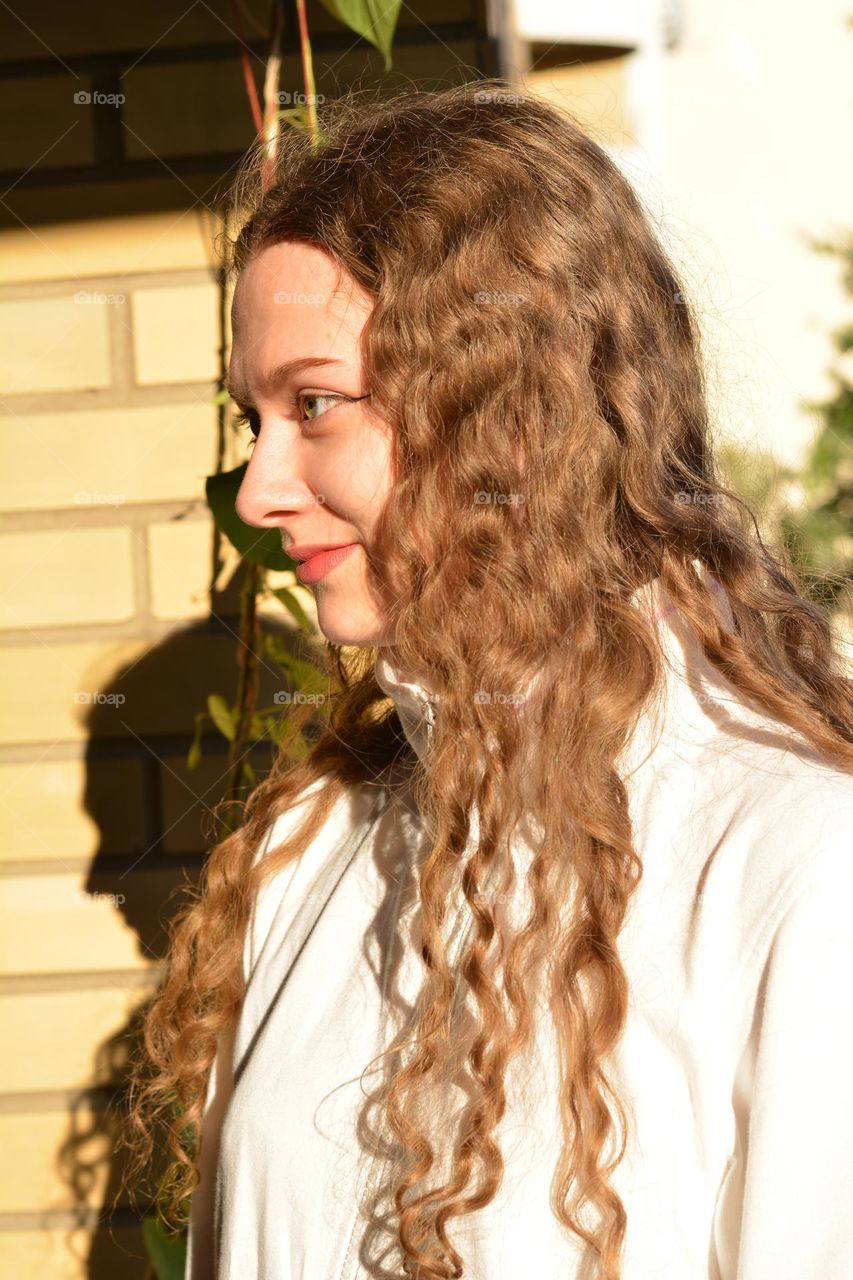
[{"left": 122, "top": 80, "right": 853, "bottom": 1279}]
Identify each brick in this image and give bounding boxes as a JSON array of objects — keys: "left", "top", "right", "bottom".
[
  {"left": 159, "top": 734, "right": 318, "bottom": 857},
  {"left": 132, "top": 280, "right": 220, "bottom": 384},
  {"left": 0, "top": 212, "right": 220, "bottom": 284},
  {"left": 0, "top": 867, "right": 201, "bottom": 975},
  {"left": 147, "top": 514, "right": 214, "bottom": 619},
  {"left": 0, "top": 527, "right": 135, "bottom": 628},
  {"left": 0, "top": 1226, "right": 148, "bottom": 1280},
  {"left": 0, "top": 627, "right": 270, "bottom": 745},
  {"left": 0, "top": 1107, "right": 111, "bottom": 1214},
  {"left": 0, "top": 640, "right": 149, "bottom": 745},
  {"left": 94, "top": 628, "right": 250, "bottom": 739},
  {"left": 0, "top": 982, "right": 159, "bottom": 1092},
  {"left": 0, "top": 74, "right": 95, "bottom": 172},
  {"left": 0, "top": 758, "right": 145, "bottom": 863},
  {"left": 0, "top": 401, "right": 217, "bottom": 511},
  {"left": 315, "top": 38, "right": 481, "bottom": 99},
  {"left": 123, "top": 57, "right": 255, "bottom": 159},
  {"left": 0, "top": 294, "right": 111, "bottom": 394},
  {"left": 158, "top": 747, "right": 241, "bottom": 856},
  {"left": 0, "top": 0, "right": 267, "bottom": 58}
]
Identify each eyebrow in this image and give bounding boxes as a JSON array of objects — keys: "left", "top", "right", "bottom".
[{"left": 224, "top": 356, "right": 348, "bottom": 405}]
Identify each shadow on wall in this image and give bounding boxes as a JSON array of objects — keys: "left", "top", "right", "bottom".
[{"left": 54, "top": 577, "right": 306, "bottom": 1279}]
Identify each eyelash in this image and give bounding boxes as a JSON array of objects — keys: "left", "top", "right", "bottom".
[{"left": 233, "top": 393, "right": 349, "bottom": 441}]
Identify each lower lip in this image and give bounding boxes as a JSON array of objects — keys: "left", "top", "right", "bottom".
[{"left": 295, "top": 543, "right": 359, "bottom": 585}]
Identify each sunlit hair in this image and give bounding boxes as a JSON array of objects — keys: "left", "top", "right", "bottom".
[{"left": 123, "top": 80, "right": 853, "bottom": 1278}]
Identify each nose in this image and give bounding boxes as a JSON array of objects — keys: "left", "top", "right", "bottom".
[{"left": 234, "top": 430, "right": 317, "bottom": 528}]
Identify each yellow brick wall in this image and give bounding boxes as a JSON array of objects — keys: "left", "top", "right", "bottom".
[
  {"left": 0, "top": 3, "right": 492, "bottom": 1276},
  {"left": 0, "top": 246, "right": 229, "bottom": 1275}
]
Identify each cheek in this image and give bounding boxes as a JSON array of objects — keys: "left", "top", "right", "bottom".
[{"left": 343, "top": 437, "right": 393, "bottom": 523}]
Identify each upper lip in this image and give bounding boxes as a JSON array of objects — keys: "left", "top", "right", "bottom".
[{"left": 286, "top": 541, "right": 358, "bottom": 562}]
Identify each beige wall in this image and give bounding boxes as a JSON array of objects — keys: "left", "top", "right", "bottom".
[
  {"left": 660, "top": 0, "right": 852, "bottom": 472},
  {"left": 0, "top": 219, "right": 226, "bottom": 1280},
  {"left": 520, "top": 0, "right": 852, "bottom": 472}
]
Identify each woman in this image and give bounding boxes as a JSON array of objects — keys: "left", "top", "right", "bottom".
[{"left": 125, "top": 82, "right": 853, "bottom": 1279}]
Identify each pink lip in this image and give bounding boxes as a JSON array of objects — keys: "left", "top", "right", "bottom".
[{"left": 295, "top": 543, "right": 359, "bottom": 585}]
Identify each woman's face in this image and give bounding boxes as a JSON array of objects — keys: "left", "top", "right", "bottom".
[{"left": 230, "top": 240, "right": 396, "bottom": 647}]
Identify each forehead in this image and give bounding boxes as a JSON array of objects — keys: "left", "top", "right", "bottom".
[
  {"left": 229, "top": 241, "right": 373, "bottom": 391},
  {"left": 231, "top": 241, "right": 367, "bottom": 335}
]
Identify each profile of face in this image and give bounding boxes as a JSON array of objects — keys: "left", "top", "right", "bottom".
[{"left": 230, "top": 241, "right": 397, "bottom": 648}]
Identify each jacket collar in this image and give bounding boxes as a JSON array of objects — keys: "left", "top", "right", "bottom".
[{"left": 374, "top": 560, "right": 751, "bottom": 779}]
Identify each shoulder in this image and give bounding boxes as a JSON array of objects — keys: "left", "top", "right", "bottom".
[
  {"left": 250, "top": 774, "right": 328, "bottom": 868},
  {"left": 693, "top": 733, "right": 853, "bottom": 956},
  {"left": 629, "top": 717, "right": 853, "bottom": 972},
  {"left": 724, "top": 772, "right": 853, "bottom": 1280},
  {"left": 242, "top": 776, "right": 332, "bottom": 983},
  {"left": 252, "top": 773, "right": 385, "bottom": 863},
  {"left": 741, "top": 770, "right": 853, "bottom": 1090},
  {"left": 243, "top": 777, "right": 385, "bottom": 983},
  {"left": 714, "top": 736, "right": 853, "bottom": 882}
]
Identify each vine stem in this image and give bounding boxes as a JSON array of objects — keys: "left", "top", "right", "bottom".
[
  {"left": 294, "top": 0, "right": 320, "bottom": 144},
  {"left": 225, "top": 560, "right": 262, "bottom": 828},
  {"left": 261, "top": 1, "right": 284, "bottom": 187}
]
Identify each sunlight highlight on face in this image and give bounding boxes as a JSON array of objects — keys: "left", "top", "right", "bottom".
[{"left": 230, "top": 241, "right": 397, "bottom": 647}]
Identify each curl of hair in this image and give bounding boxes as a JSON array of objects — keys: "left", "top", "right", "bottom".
[{"left": 121, "top": 81, "right": 853, "bottom": 1278}]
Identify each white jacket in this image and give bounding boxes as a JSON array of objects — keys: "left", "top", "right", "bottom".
[{"left": 187, "top": 565, "right": 853, "bottom": 1279}]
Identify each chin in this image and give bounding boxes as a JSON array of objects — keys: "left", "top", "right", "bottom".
[{"left": 314, "top": 599, "right": 386, "bottom": 648}]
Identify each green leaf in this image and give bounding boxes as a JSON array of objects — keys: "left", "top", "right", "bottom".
[
  {"left": 141, "top": 1216, "right": 187, "bottom": 1280},
  {"left": 248, "top": 712, "right": 270, "bottom": 740},
  {"left": 261, "top": 630, "right": 292, "bottom": 667},
  {"left": 270, "top": 587, "right": 315, "bottom": 633},
  {"left": 207, "top": 694, "right": 237, "bottom": 742},
  {"left": 271, "top": 107, "right": 331, "bottom": 149},
  {"left": 261, "top": 635, "right": 328, "bottom": 694},
  {"left": 187, "top": 711, "right": 207, "bottom": 770},
  {"left": 212, "top": 387, "right": 230, "bottom": 406},
  {"left": 205, "top": 465, "right": 294, "bottom": 571},
  {"left": 317, "top": 0, "right": 402, "bottom": 71}
]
